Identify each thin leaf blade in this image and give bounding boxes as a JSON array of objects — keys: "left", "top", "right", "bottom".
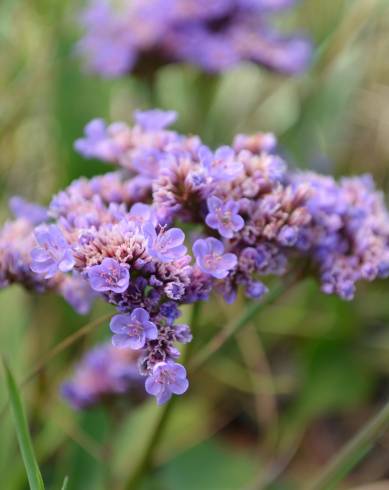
[
  {"left": 60, "top": 476, "right": 69, "bottom": 490},
  {"left": 2, "top": 359, "right": 45, "bottom": 490}
]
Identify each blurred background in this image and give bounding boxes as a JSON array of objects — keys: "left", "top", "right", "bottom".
[{"left": 1, "top": 0, "right": 389, "bottom": 489}]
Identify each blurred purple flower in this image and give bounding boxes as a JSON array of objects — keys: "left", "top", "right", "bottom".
[
  {"left": 199, "top": 145, "right": 243, "bottom": 182},
  {"left": 61, "top": 342, "right": 142, "bottom": 409},
  {"left": 9, "top": 196, "right": 48, "bottom": 225},
  {"left": 110, "top": 308, "right": 158, "bottom": 349},
  {"left": 74, "top": 119, "right": 123, "bottom": 161},
  {"left": 173, "top": 324, "right": 192, "bottom": 344},
  {"left": 134, "top": 110, "right": 177, "bottom": 131},
  {"left": 77, "top": 0, "right": 312, "bottom": 76},
  {"left": 60, "top": 275, "right": 96, "bottom": 315},
  {"left": 278, "top": 225, "right": 299, "bottom": 246}
]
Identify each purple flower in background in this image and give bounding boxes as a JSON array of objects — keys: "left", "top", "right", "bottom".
[
  {"left": 145, "top": 361, "right": 189, "bottom": 405},
  {"left": 9, "top": 196, "right": 48, "bottom": 225},
  {"left": 31, "top": 225, "right": 75, "bottom": 279},
  {"left": 78, "top": 0, "right": 136, "bottom": 77},
  {"left": 245, "top": 280, "right": 268, "bottom": 299},
  {"left": 193, "top": 237, "right": 237, "bottom": 279},
  {"left": 110, "top": 308, "right": 158, "bottom": 349},
  {"left": 87, "top": 257, "right": 130, "bottom": 293},
  {"left": 144, "top": 223, "right": 187, "bottom": 263},
  {"left": 74, "top": 119, "right": 123, "bottom": 161},
  {"left": 199, "top": 145, "right": 243, "bottom": 182},
  {"left": 77, "top": 0, "right": 312, "bottom": 77},
  {"left": 61, "top": 342, "right": 143, "bottom": 409},
  {"left": 134, "top": 110, "right": 177, "bottom": 131},
  {"left": 239, "top": 0, "right": 296, "bottom": 10},
  {"left": 60, "top": 275, "right": 96, "bottom": 315},
  {"left": 206, "top": 196, "right": 244, "bottom": 238}
]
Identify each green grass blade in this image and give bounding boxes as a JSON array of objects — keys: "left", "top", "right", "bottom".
[
  {"left": 2, "top": 359, "right": 45, "bottom": 490},
  {"left": 60, "top": 476, "right": 69, "bottom": 490}
]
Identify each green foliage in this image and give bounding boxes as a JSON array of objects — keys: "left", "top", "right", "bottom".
[{"left": 160, "top": 440, "right": 256, "bottom": 490}]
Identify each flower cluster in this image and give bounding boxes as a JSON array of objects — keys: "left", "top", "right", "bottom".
[
  {"left": 61, "top": 342, "right": 144, "bottom": 409},
  {"left": 0, "top": 197, "right": 96, "bottom": 314},
  {"left": 1, "top": 109, "right": 389, "bottom": 405},
  {"left": 77, "top": 0, "right": 312, "bottom": 77}
]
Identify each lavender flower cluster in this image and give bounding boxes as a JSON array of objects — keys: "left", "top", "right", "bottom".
[
  {"left": 78, "top": 0, "right": 312, "bottom": 77},
  {"left": 2, "top": 109, "right": 389, "bottom": 406},
  {"left": 61, "top": 342, "right": 143, "bottom": 409}
]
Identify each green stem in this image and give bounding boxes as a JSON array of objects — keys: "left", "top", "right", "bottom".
[
  {"left": 305, "top": 400, "right": 389, "bottom": 490},
  {"left": 194, "top": 72, "right": 220, "bottom": 141},
  {"left": 124, "top": 302, "right": 202, "bottom": 490},
  {"left": 189, "top": 275, "right": 298, "bottom": 373}
]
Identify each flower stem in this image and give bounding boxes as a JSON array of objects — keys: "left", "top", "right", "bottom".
[
  {"left": 123, "top": 302, "right": 201, "bottom": 490},
  {"left": 305, "top": 399, "right": 389, "bottom": 490}
]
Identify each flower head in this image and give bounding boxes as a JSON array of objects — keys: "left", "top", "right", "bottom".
[
  {"left": 145, "top": 361, "right": 189, "bottom": 405},
  {"left": 31, "top": 225, "right": 75, "bottom": 279},
  {"left": 87, "top": 257, "right": 130, "bottom": 293},
  {"left": 77, "top": 0, "right": 312, "bottom": 77},
  {"left": 193, "top": 237, "right": 237, "bottom": 279},
  {"left": 110, "top": 308, "right": 158, "bottom": 349},
  {"left": 206, "top": 196, "right": 244, "bottom": 238}
]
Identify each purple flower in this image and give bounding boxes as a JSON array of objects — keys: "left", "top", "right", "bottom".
[
  {"left": 174, "top": 324, "right": 192, "bottom": 344},
  {"left": 110, "top": 308, "right": 158, "bottom": 349},
  {"left": 129, "top": 203, "right": 157, "bottom": 227},
  {"left": 134, "top": 110, "right": 177, "bottom": 131},
  {"left": 77, "top": 0, "right": 311, "bottom": 77},
  {"left": 193, "top": 237, "right": 237, "bottom": 279},
  {"left": 245, "top": 280, "right": 268, "bottom": 299},
  {"left": 199, "top": 145, "right": 243, "bottom": 182},
  {"left": 159, "top": 301, "right": 181, "bottom": 323},
  {"left": 144, "top": 223, "right": 187, "bottom": 263},
  {"left": 74, "top": 119, "right": 122, "bottom": 161},
  {"left": 61, "top": 341, "right": 142, "bottom": 409},
  {"left": 205, "top": 196, "right": 244, "bottom": 238},
  {"left": 278, "top": 225, "right": 299, "bottom": 246},
  {"left": 31, "top": 225, "right": 75, "bottom": 279},
  {"left": 77, "top": 1, "right": 136, "bottom": 78},
  {"left": 87, "top": 257, "right": 130, "bottom": 293},
  {"left": 131, "top": 148, "right": 164, "bottom": 178},
  {"left": 145, "top": 361, "right": 189, "bottom": 405},
  {"left": 60, "top": 275, "right": 96, "bottom": 315},
  {"left": 9, "top": 196, "right": 48, "bottom": 225}
]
